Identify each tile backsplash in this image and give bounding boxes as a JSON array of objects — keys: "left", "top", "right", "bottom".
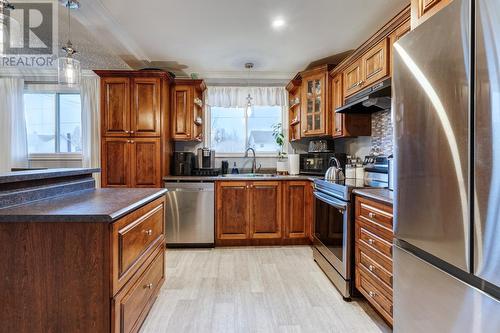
[{"left": 371, "top": 109, "right": 393, "bottom": 156}]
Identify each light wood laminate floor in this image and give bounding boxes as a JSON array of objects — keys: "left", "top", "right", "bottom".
[{"left": 140, "top": 246, "right": 391, "bottom": 333}]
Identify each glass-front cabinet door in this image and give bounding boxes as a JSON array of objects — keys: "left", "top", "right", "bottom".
[{"left": 302, "top": 73, "right": 326, "bottom": 136}]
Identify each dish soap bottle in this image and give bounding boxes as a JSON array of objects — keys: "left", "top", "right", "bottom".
[{"left": 231, "top": 162, "right": 239, "bottom": 174}]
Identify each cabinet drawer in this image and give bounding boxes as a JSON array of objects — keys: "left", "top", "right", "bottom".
[
  {"left": 113, "top": 247, "right": 165, "bottom": 333},
  {"left": 112, "top": 197, "right": 165, "bottom": 293},
  {"left": 355, "top": 197, "right": 393, "bottom": 233},
  {"left": 356, "top": 268, "right": 393, "bottom": 324},
  {"left": 356, "top": 223, "right": 393, "bottom": 259},
  {"left": 356, "top": 244, "right": 393, "bottom": 290}
]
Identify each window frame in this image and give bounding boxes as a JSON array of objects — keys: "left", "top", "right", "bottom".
[
  {"left": 24, "top": 88, "right": 82, "bottom": 158},
  {"left": 207, "top": 105, "right": 286, "bottom": 158}
]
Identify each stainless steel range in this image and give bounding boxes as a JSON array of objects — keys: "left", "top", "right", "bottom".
[{"left": 312, "top": 177, "right": 379, "bottom": 300}]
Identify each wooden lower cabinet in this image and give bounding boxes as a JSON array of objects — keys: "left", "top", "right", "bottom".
[
  {"left": 216, "top": 181, "right": 249, "bottom": 240},
  {"left": 102, "top": 138, "right": 161, "bottom": 188},
  {"left": 283, "top": 181, "right": 313, "bottom": 240},
  {"left": 249, "top": 181, "right": 282, "bottom": 239},
  {"left": 354, "top": 195, "right": 394, "bottom": 325},
  {"left": 0, "top": 195, "right": 166, "bottom": 333},
  {"left": 216, "top": 180, "right": 312, "bottom": 246}
]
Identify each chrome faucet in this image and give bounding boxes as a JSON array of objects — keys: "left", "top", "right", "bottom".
[{"left": 245, "top": 147, "right": 257, "bottom": 173}]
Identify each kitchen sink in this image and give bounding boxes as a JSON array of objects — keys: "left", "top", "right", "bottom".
[{"left": 220, "top": 173, "right": 278, "bottom": 178}]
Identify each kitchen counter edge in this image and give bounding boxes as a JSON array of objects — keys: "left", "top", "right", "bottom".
[{"left": 353, "top": 188, "right": 393, "bottom": 205}]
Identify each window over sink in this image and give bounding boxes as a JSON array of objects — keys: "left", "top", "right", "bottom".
[{"left": 209, "top": 105, "right": 282, "bottom": 155}]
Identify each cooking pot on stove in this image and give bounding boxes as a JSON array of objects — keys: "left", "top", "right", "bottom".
[{"left": 325, "top": 157, "right": 345, "bottom": 181}]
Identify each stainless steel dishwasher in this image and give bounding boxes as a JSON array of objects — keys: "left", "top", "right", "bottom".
[{"left": 164, "top": 182, "right": 214, "bottom": 247}]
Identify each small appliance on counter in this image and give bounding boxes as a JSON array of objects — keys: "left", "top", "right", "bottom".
[
  {"left": 300, "top": 153, "right": 346, "bottom": 176},
  {"left": 173, "top": 152, "right": 195, "bottom": 176},
  {"left": 363, "top": 155, "right": 389, "bottom": 187},
  {"left": 197, "top": 147, "right": 215, "bottom": 169}
]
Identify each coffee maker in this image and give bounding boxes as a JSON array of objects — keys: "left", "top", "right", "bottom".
[
  {"left": 172, "top": 152, "right": 194, "bottom": 176},
  {"left": 197, "top": 147, "right": 215, "bottom": 169}
]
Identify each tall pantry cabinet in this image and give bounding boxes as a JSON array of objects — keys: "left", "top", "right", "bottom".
[{"left": 95, "top": 70, "right": 174, "bottom": 188}]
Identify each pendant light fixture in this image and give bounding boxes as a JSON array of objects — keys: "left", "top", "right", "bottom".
[
  {"left": 57, "top": 0, "right": 81, "bottom": 86},
  {"left": 245, "top": 62, "right": 254, "bottom": 117},
  {"left": 0, "top": 0, "right": 16, "bottom": 54}
]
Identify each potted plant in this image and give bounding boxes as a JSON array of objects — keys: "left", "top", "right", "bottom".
[{"left": 272, "top": 123, "right": 288, "bottom": 174}]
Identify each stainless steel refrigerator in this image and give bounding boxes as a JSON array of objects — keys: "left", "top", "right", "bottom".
[{"left": 392, "top": 0, "right": 500, "bottom": 331}]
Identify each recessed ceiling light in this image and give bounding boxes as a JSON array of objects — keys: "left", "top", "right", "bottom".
[{"left": 272, "top": 18, "right": 285, "bottom": 29}]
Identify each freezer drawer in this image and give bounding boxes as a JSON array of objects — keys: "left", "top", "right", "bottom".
[{"left": 394, "top": 245, "right": 500, "bottom": 332}]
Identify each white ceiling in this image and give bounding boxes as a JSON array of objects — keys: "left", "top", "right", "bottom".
[{"left": 79, "top": 0, "right": 408, "bottom": 79}]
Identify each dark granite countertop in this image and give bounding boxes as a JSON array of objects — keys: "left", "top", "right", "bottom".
[
  {"left": 0, "top": 168, "right": 100, "bottom": 184},
  {"left": 353, "top": 188, "right": 393, "bottom": 205},
  {"left": 164, "top": 175, "right": 319, "bottom": 182},
  {"left": 0, "top": 188, "right": 168, "bottom": 223}
]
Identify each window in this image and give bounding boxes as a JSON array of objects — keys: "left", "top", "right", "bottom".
[
  {"left": 210, "top": 105, "right": 282, "bottom": 155},
  {"left": 24, "top": 92, "right": 82, "bottom": 154}
]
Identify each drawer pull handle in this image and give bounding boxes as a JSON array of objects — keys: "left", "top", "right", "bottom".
[
  {"left": 368, "top": 238, "right": 375, "bottom": 245},
  {"left": 144, "top": 283, "right": 153, "bottom": 289},
  {"left": 368, "top": 265, "right": 375, "bottom": 272},
  {"left": 368, "top": 212, "right": 376, "bottom": 218},
  {"left": 143, "top": 229, "right": 153, "bottom": 236},
  {"left": 369, "top": 291, "right": 376, "bottom": 298}
]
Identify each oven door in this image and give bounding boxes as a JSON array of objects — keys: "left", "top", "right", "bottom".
[{"left": 313, "top": 190, "right": 351, "bottom": 279}]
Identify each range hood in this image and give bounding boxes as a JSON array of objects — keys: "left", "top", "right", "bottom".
[{"left": 336, "top": 78, "right": 391, "bottom": 114}]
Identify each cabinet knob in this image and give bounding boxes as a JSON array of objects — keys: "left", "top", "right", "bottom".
[
  {"left": 130, "top": 140, "right": 135, "bottom": 144},
  {"left": 368, "top": 212, "right": 376, "bottom": 219},
  {"left": 368, "top": 265, "right": 375, "bottom": 272},
  {"left": 130, "top": 131, "right": 135, "bottom": 134},
  {"left": 144, "top": 283, "right": 153, "bottom": 289},
  {"left": 125, "top": 130, "right": 129, "bottom": 134},
  {"left": 368, "top": 238, "right": 375, "bottom": 245},
  {"left": 143, "top": 229, "right": 153, "bottom": 236},
  {"left": 369, "top": 291, "right": 376, "bottom": 298}
]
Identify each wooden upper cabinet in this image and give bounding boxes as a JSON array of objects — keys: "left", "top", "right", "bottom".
[
  {"left": 171, "top": 80, "right": 205, "bottom": 141},
  {"left": 390, "top": 19, "right": 411, "bottom": 75},
  {"left": 283, "top": 181, "right": 312, "bottom": 239},
  {"left": 301, "top": 70, "right": 330, "bottom": 137},
  {"left": 331, "top": 73, "right": 344, "bottom": 138},
  {"left": 216, "top": 182, "right": 249, "bottom": 240},
  {"left": 131, "top": 77, "right": 161, "bottom": 137},
  {"left": 249, "top": 181, "right": 282, "bottom": 239},
  {"left": 130, "top": 138, "right": 161, "bottom": 187},
  {"left": 343, "top": 59, "right": 363, "bottom": 98},
  {"left": 361, "top": 38, "right": 389, "bottom": 88},
  {"left": 101, "top": 137, "right": 130, "bottom": 187},
  {"left": 102, "top": 77, "right": 130, "bottom": 137},
  {"left": 172, "top": 85, "right": 193, "bottom": 140},
  {"left": 411, "top": 0, "right": 452, "bottom": 29}
]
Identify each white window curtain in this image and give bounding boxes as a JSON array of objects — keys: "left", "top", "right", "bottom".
[
  {"left": 80, "top": 76, "right": 101, "bottom": 186},
  {"left": 0, "top": 77, "right": 28, "bottom": 173},
  {"left": 206, "top": 86, "right": 287, "bottom": 108}
]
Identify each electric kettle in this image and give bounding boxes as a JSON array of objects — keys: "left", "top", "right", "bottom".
[{"left": 325, "top": 157, "right": 345, "bottom": 181}]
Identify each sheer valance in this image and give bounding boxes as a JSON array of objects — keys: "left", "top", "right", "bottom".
[{"left": 206, "top": 86, "right": 287, "bottom": 108}]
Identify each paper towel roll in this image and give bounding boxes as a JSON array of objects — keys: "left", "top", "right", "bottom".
[{"left": 288, "top": 154, "right": 300, "bottom": 175}]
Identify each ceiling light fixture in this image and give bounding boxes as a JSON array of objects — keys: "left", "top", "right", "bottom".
[
  {"left": 0, "top": 0, "right": 17, "bottom": 54},
  {"left": 57, "top": 0, "right": 81, "bottom": 86},
  {"left": 271, "top": 17, "right": 285, "bottom": 29}
]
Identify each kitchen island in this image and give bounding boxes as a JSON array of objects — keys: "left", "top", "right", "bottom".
[{"left": 0, "top": 168, "right": 167, "bottom": 333}]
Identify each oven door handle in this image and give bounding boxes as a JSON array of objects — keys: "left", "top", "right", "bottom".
[{"left": 313, "top": 191, "right": 348, "bottom": 212}]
